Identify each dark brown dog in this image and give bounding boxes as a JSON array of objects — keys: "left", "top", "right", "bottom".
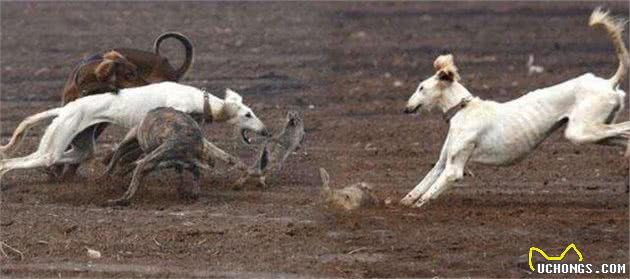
[
  {"left": 61, "top": 32, "right": 194, "bottom": 104},
  {"left": 54, "top": 32, "right": 194, "bottom": 181},
  {"left": 60, "top": 50, "right": 146, "bottom": 104},
  {"left": 102, "top": 107, "right": 213, "bottom": 205}
]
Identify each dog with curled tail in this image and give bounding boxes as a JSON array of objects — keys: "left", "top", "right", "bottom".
[
  {"left": 401, "top": 8, "right": 630, "bottom": 208},
  {"left": 62, "top": 32, "right": 194, "bottom": 104}
]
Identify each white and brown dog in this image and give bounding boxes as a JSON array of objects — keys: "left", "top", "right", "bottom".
[
  {"left": 0, "top": 82, "right": 269, "bottom": 181},
  {"left": 401, "top": 8, "right": 629, "bottom": 207}
]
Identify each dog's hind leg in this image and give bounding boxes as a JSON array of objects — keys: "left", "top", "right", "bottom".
[
  {"left": 58, "top": 127, "right": 99, "bottom": 181},
  {"left": 0, "top": 153, "right": 50, "bottom": 182},
  {"left": 113, "top": 149, "right": 145, "bottom": 177},
  {"left": 102, "top": 127, "right": 139, "bottom": 177},
  {"left": 174, "top": 164, "right": 186, "bottom": 197},
  {"left": 111, "top": 148, "right": 145, "bottom": 178},
  {"left": 0, "top": 108, "right": 62, "bottom": 158},
  {"left": 57, "top": 126, "right": 99, "bottom": 180},
  {"left": 106, "top": 162, "right": 148, "bottom": 206},
  {"left": 1, "top": 114, "right": 82, "bottom": 181},
  {"left": 106, "top": 142, "right": 171, "bottom": 206},
  {"left": 190, "top": 167, "right": 201, "bottom": 199},
  {"left": 596, "top": 135, "right": 628, "bottom": 147},
  {"left": 179, "top": 165, "right": 200, "bottom": 200},
  {"left": 565, "top": 121, "right": 630, "bottom": 145},
  {"left": 1, "top": 137, "right": 92, "bottom": 182},
  {"left": 43, "top": 127, "right": 96, "bottom": 182},
  {"left": 565, "top": 94, "right": 630, "bottom": 145}
]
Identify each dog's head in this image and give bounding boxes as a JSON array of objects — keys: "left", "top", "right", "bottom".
[
  {"left": 94, "top": 51, "right": 148, "bottom": 89},
  {"left": 404, "top": 54, "right": 462, "bottom": 114},
  {"left": 222, "top": 89, "right": 270, "bottom": 144}
]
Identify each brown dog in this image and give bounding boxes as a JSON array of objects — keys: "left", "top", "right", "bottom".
[
  {"left": 53, "top": 32, "right": 194, "bottom": 180},
  {"left": 62, "top": 32, "right": 194, "bottom": 104},
  {"left": 60, "top": 51, "right": 146, "bottom": 104}
]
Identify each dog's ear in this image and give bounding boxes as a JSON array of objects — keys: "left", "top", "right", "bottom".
[
  {"left": 100, "top": 50, "right": 141, "bottom": 83},
  {"left": 118, "top": 61, "right": 139, "bottom": 81},
  {"left": 102, "top": 50, "right": 125, "bottom": 61},
  {"left": 437, "top": 69, "right": 456, "bottom": 82},
  {"left": 434, "top": 54, "right": 460, "bottom": 83},
  {"left": 95, "top": 60, "right": 116, "bottom": 83},
  {"left": 225, "top": 88, "right": 243, "bottom": 103},
  {"left": 222, "top": 102, "right": 240, "bottom": 119},
  {"left": 433, "top": 54, "right": 454, "bottom": 71}
]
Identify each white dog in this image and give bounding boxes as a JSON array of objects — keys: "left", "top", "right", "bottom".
[
  {"left": 0, "top": 82, "right": 269, "bottom": 181},
  {"left": 401, "top": 8, "right": 629, "bottom": 208}
]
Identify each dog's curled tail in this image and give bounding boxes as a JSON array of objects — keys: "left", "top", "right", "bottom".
[
  {"left": 0, "top": 108, "right": 62, "bottom": 158},
  {"left": 153, "top": 32, "right": 194, "bottom": 81},
  {"left": 590, "top": 7, "right": 629, "bottom": 86}
]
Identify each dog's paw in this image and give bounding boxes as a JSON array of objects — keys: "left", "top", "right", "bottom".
[
  {"left": 413, "top": 198, "right": 429, "bottom": 208},
  {"left": 179, "top": 189, "right": 200, "bottom": 201},
  {"left": 399, "top": 195, "right": 417, "bottom": 207}
]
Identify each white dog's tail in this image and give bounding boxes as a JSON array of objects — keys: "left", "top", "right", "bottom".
[
  {"left": 589, "top": 7, "right": 629, "bottom": 87},
  {"left": 0, "top": 108, "right": 62, "bottom": 158}
]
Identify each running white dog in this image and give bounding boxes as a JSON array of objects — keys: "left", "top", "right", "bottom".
[
  {"left": 0, "top": 82, "right": 269, "bottom": 181},
  {"left": 401, "top": 8, "right": 629, "bottom": 208}
]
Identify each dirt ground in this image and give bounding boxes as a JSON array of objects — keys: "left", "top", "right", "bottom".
[{"left": 1, "top": 2, "right": 629, "bottom": 278}]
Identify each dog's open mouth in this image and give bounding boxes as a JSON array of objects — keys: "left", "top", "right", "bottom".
[
  {"left": 404, "top": 104, "right": 421, "bottom": 114},
  {"left": 241, "top": 129, "right": 252, "bottom": 144}
]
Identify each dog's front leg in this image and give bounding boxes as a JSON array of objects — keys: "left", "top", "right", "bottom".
[
  {"left": 414, "top": 141, "right": 475, "bottom": 208},
  {"left": 400, "top": 159, "right": 446, "bottom": 206},
  {"left": 202, "top": 139, "right": 247, "bottom": 170},
  {"left": 400, "top": 135, "right": 450, "bottom": 206}
]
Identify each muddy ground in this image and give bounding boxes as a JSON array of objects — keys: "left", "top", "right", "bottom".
[{"left": 1, "top": 2, "right": 629, "bottom": 278}]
